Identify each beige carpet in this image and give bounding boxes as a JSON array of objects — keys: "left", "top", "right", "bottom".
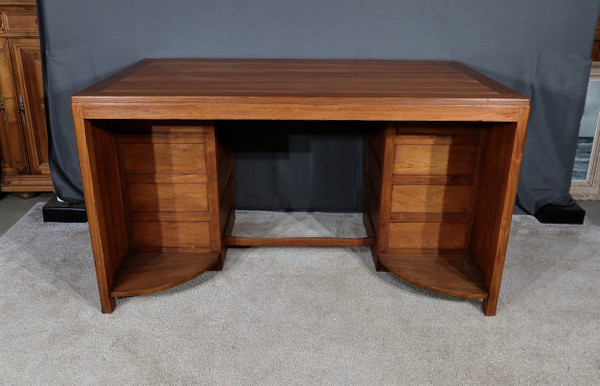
[{"left": 1, "top": 204, "right": 599, "bottom": 384}]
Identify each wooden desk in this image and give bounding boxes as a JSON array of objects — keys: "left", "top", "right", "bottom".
[{"left": 71, "top": 59, "right": 530, "bottom": 315}]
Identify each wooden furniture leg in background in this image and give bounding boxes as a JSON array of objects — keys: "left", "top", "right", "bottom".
[{"left": 17, "top": 192, "right": 39, "bottom": 199}]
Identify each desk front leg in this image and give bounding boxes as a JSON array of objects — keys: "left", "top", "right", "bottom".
[
  {"left": 207, "top": 123, "right": 236, "bottom": 270},
  {"left": 72, "top": 111, "right": 130, "bottom": 314},
  {"left": 363, "top": 123, "right": 395, "bottom": 272}
]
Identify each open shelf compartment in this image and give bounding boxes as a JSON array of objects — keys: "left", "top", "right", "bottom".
[
  {"left": 111, "top": 252, "right": 219, "bottom": 297},
  {"left": 78, "top": 118, "right": 523, "bottom": 316},
  {"left": 364, "top": 122, "right": 522, "bottom": 315},
  {"left": 77, "top": 120, "right": 232, "bottom": 312},
  {"left": 379, "top": 253, "right": 487, "bottom": 299}
]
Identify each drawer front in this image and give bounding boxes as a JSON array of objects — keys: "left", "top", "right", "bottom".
[
  {"left": 126, "top": 183, "right": 208, "bottom": 212},
  {"left": 393, "top": 143, "right": 478, "bottom": 176},
  {"left": 131, "top": 221, "right": 211, "bottom": 249},
  {"left": 121, "top": 143, "right": 206, "bottom": 174},
  {"left": 386, "top": 129, "right": 481, "bottom": 252},
  {"left": 388, "top": 222, "right": 468, "bottom": 250},
  {"left": 1, "top": 11, "right": 38, "bottom": 34},
  {"left": 391, "top": 185, "right": 473, "bottom": 214}
]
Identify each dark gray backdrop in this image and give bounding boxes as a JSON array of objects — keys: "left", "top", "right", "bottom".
[{"left": 37, "top": 0, "right": 600, "bottom": 213}]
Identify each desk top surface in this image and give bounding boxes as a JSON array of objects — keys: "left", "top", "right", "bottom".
[
  {"left": 74, "top": 59, "right": 527, "bottom": 102},
  {"left": 72, "top": 59, "right": 529, "bottom": 121}
]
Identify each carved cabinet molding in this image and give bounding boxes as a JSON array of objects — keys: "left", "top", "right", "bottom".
[{"left": 0, "top": 0, "right": 52, "bottom": 197}]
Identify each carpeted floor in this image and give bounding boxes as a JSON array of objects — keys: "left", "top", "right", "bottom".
[{"left": 1, "top": 204, "right": 599, "bottom": 384}]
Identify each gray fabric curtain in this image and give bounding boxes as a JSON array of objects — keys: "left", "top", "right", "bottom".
[{"left": 37, "top": 0, "right": 600, "bottom": 213}]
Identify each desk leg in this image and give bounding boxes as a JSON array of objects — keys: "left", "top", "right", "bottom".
[
  {"left": 471, "top": 113, "right": 529, "bottom": 316},
  {"left": 364, "top": 124, "right": 395, "bottom": 272},
  {"left": 207, "top": 123, "right": 235, "bottom": 271},
  {"left": 72, "top": 114, "right": 128, "bottom": 314}
]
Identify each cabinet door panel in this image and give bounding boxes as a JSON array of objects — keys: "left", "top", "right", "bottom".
[
  {"left": 1, "top": 11, "right": 38, "bottom": 34},
  {"left": 9, "top": 38, "right": 48, "bottom": 175},
  {"left": 0, "top": 37, "right": 27, "bottom": 174}
]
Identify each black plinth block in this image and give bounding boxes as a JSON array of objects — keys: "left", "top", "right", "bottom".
[
  {"left": 534, "top": 203, "right": 585, "bottom": 225},
  {"left": 42, "top": 195, "right": 87, "bottom": 223}
]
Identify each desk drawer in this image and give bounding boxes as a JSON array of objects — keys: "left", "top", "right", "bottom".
[
  {"left": 392, "top": 129, "right": 480, "bottom": 176},
  {"left": 388, "top": 222, "right": 468, "bottom": 250},
  {"left": 126, "top": 183, "right": 208, "bottom": 212},
  {"left": 385, "top": 127, "right": 481, "bottom": 252},
  {"left": 131, "top": 221, "right": 211, "bottom": 249},
  {"left": 1, "top": 11, "right": 38, "bottom": 34},
  {"left": 120, "top": 143, "right": 207, "bottom": 175},
  {"left": 393, "top": 143, "right": 478, "bottom": 176},
  {"left": 391, "top": 184, "right": 473, "bottom": 214}
]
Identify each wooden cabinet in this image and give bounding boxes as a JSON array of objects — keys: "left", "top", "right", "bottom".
[
  {"left": 593, "top": 14, "right": 600, "bottom": 62},
  {"left": 0, "top": 1, "right": 52, "bottom": 196}
]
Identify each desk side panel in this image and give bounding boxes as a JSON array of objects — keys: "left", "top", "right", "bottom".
[
  {"left": 470, "top": 108, "right": 529, "bottom": 316},
  {"left": 72, "top": 109, "right": 129, "bottom": 313},
  {"left": 364, "top": 125, "right": 388, "bottom": 270},
  {"left": 214, "top": 124, "right": 235, "bottom": 269}
]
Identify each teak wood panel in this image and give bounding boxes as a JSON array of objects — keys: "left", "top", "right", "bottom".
[
  {"left": 211, "top": 124, "right": 235, "bottom": 270},
  {"left": 392, "top": 175, "right": 475, "bottom": 185},
  {"left": 125, "top": 173, "right": 208, "bottom": 184},
  {"left": 74, "top": 60, "right": 527, "bottom": 101},
  {"left": 366, "top": 141, "right": 383, "bottom": 199},
  {"left": 74, "top": 103, "right": 525, "bottom": 123},
  {"left": 389, "top": 212, "right": 470, "bottom": 223},
  {"left": 384, "top": 125, "right": 481, "bottom": 253},
  {"left": 393, "top": 143, "right": 479, "bottom": 175},
  {"left": 121, "top": 143, "right": 206, "bottom": 175},
  {"left": 130, "top": 211, "right": 211, "bottom": 223},
  {"left": 110, "top": 252, "right": 218, "bottom": 297},
  {"left": 364, "top": 124, "right": 391, "bottom": 271},
  {"left": 72, "top": 59, "right": 529, "bottom": 122},
  {"left": 469, "top": 114, "right": 529, "bottom": 316},
  {"left": 203, "top": 124, "right": 229, "bottom": 270},
  {"left": 72, "top": 117, "right": 129, "bottom": 313},
  {"left": 391, "top": 185, "right": 473, "bottom": 214},
  {"left": 388, "top": 222, "right": 469, "bottom": 250},
  {"left": 131, "top": 221, "right": 211, "bottom": 249},
  {"left": 379, "top": 253, "right": 487, "bottom": 299},
  {"left": 375, "top": 124, "right": 399, "bottom": 263},
  {"left": 115, "top": 125, "right": 215, "bottom": 252},
  {"left": 126, "top": 183, "right": 208, "bottom": 212}
]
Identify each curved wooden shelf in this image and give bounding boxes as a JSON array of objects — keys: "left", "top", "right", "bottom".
[
  {"left": 379, "top": 253, "right": 487, "bottom": 299},
  {"left": 110, "top": 252, "right": 219, "bottom": 297}
]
